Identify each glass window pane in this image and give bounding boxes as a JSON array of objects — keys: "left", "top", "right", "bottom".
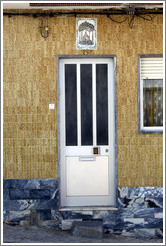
[
  {"left": 143, "top": 79, "right": 163, "bottom": 127},
  {"left": 81, "top": 64, "right": 93, "bottom": 145},
  {"left": 96, "top": 64, "right": 108, "bottom": 145},
  {"left": 65, "top": 64, "right": 77, "bottom": 146}
]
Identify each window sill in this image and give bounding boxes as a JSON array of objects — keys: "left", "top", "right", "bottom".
[{"left": 139, "top": 127, "right": 163, "bottom": 134}]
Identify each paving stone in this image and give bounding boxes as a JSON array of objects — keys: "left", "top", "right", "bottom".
[
  {"left": 28, "top": 209, "right": 39, "bottom": 226},
  {"left": 72, "top": 220, "right": 103, "bottom": 239},
  {"left": 127, "top": 187, "right": 163, "bottom": 198},
  {"left": 121, "top": 229, "right": 135, "bottom": 237},
  {"left": 118, "top": 187, "right": 128, "bottom": 198},
  {"left": 124, "top": 218, "right": 144, "bottom": 225},
  {"left": 144, "top": 197, "right": 163, "bottom": 208},
  {"left": 39, "top": 220, "right": 61, "bottom": 229},
  {"left": 9, "top": 210, "right": 30, "bottom": 222},
  {"left": 144, "top": 218, "right": 163, "bottom": 228},
  {"left": 3, "top": 211, "right": 10, "bottom": 221},
  {"left": 20, "top": 220, "right": 29, "bottom": 227},
  {"left": 3, "top": 224, "right": 163, "bottom": 243},
  {"left": 4, "top": 179, "right": 59, "bottom": 190},
  {"left": 3, "top": 189, "right": 10, "bottom": 200},
  {"left": 29, "top": 189, "right": 50, "bottom": 199},
  {"left": 155, "top": 228, "right": 163, "bottom": 238},
  {"left": 61, "top": 219, "right": 77, "bottom": 230},
  {"left": 71, "top": 211, "right": 93, "bottom": 219},
  {"left": 134, "top": 228, "right": 156, "bottom": 238},
  {"left": 36, "top": 209, "right": 52, "bottom": 220},
  {"left": 37, "top": 199, "right": 58, "bottom": 210},
  {"left": 3, "top": 182, "right": 163, "bottom": 238},
  {"left": 51, "top": 210, "right": 63, "bottom": 220},
  {"left": 133, "top": 208, "right": 155, "bottom": 218},
  {"left": 154, "top": 212, "right": 163, "bottom": 218},
  {"left": 3, "top": 179, "right": 28, "bottom": 189},
  {"left": 9, "top": 189, "right": 30, "bottom": 200}
]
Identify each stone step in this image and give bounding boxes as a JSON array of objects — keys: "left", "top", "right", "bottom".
[{"left": 71, "top": 220, "right": 103, "bottom": 239}]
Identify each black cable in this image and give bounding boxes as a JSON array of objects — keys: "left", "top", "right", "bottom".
[
  {"left": 107, "top": 15, "right": 128, "bottom": 23},
  {"left": 3, "top": 10, "right": 158, "bottom": 30},
  {"left": 40, "top": 16, "right": 48, "bottom": 38},
  {"left": 3, "top": 10, "right": 163, "bottom": 17},
  {"left": 129, "top": 15, "right": 135, "bottom": 28},
  {"left": 138, "top": 14, "right": 153, "bottom": 21}
]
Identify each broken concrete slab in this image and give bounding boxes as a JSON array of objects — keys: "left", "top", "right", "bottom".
[
  {"left": 72, "top": 220, "right": 103, "bottom": 239},
  {"left": 134, "top": 228, "right": 156, "bottom": 238}
]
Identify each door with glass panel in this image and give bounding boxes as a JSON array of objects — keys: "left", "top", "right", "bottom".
[{"left": 59, "top": 58, "right": 116, "bottom": 207}]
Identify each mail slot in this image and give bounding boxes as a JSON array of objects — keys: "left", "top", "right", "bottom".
[{"left": 79, "top": 157, "right": 96, "bottom": 162}]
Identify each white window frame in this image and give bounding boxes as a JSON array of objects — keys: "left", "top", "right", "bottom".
[{"left": 138, "top": 54, "right": 163, "bottom": 134}]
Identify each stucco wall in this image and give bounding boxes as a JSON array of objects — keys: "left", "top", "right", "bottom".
[{"left": 3, "top": 10, "right": 163, "bottom": 186}]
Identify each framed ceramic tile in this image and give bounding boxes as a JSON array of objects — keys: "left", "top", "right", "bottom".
[{"left": 76, "top": 18, "right": 97, "bottom": 50}]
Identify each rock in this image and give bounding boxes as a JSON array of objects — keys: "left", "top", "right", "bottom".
[
  {"left": 4, "top": 220, "right": 19, "bottom": 226},
  {"left": 121, "top": 229, "right": 135, "bottom": 237},
  {"left": 39, "top": 220, "right": 61, "bottom": 229},
  {"left": 28, "top": 209, "right": 39, "bottom": 226},
  {"left": 72, "top": 220, "right": 103, "bottom": 239},
  {"left": 61, "top": 220, "right": 76, "bottom": 230},
  {"left": 9, "top": 210, "right": 30, "bottom": 222},
  {"left": 155, "top": 228, "right": 163, "bottom": 238},
  {"left": 134, "top": 229, "right": 155, "bottom": 238}
]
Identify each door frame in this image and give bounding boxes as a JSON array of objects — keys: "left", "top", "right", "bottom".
[{"left": 57, "top": 55, "right": 118, "bottom": 209}]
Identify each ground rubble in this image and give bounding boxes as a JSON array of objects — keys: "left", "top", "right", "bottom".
[{"left": 3, "top": 222, "right": 163, "bottom": 244}]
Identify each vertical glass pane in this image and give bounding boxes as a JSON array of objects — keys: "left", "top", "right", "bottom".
[
  {"left": 65, "top": 64, "right": 77, "bottom": 146},
  {"left": 81, "top": 64, "right": 93, "bottom": 145},
  {"left": 96, "top": 64, "right": 108, "bottom": 145},
  {"left": 143, "top": 79, "right": 163, "bottom": 127}
]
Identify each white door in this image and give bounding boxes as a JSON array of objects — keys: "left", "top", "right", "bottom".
[{"left": 59, "top": 58, "right": 116, "bottom": 207}]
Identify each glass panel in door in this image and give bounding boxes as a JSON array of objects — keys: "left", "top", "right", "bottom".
[
  {"left": 65, "top": 64, "right": 77, "bottom": 146},
  {"left": 96, "top": 64, "right": 108, "bottom": 145},
  {"left": 81, "top": 64, "right": 93, "bottom": 145}
]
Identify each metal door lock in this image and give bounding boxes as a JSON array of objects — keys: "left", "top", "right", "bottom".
[
  {"left": 93, "top": 147, "right": 100, "bottom": 155},
  {"left": 105, "top": 149, "right": 109, "bottom": 153}
]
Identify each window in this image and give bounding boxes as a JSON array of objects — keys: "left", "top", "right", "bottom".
[{"left": 139, "top": 55, "right": 163, "bottom": 133}]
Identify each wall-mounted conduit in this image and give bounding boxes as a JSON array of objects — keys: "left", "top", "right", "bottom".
[{"left": 3, "top": 9, "right": 163, "bottom": 38}]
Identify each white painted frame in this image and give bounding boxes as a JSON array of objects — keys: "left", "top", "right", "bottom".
[
  {"left": 138, "top": 55, "right": 163, "bottom": 134},
  {"left": 140, "top": 79, "right": 163, "bottom": 133},
  {"left": 57, "top": 55, "right": 117, "bottom": 209}
]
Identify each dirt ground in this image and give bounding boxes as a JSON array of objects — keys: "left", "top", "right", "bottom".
[{"left": 3, "top": 224, "right": 163, "bottom": 244}]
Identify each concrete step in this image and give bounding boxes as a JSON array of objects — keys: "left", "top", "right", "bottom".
[{"left": 72, "top": 220, "right": 103, "bottom": 239}]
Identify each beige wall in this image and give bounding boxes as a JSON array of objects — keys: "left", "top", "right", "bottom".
[{"left": 3, "top": 10, "right": 163, "bottom": 187}]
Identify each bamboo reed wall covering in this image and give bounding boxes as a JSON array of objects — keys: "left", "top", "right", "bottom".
[{"left": 3, "top": 10, "right": 163, "bottom": 186}]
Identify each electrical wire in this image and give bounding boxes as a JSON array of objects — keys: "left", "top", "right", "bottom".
[
  {"left": 40, "top": 16, "right": 48, "bottom": 38},
  {"left": 3, "top": 10, "right": 163, "bottom": 17},
  {"left": 107, "top": 15, "right": 128, "bottom": 23},
  {"left": 3, "top": 9, "right": 159, "bottom": 35},
  {"left": 107, "top": 12, "right": 153, "bottom": 28},
  {"left": 129, "top": 15, "right": 135, "bottom": 28},
  {"left": 138, "top": 14, "right": 153, "bottom": 21}
]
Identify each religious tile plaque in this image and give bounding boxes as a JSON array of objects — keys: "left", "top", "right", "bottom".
[{"left": 76, "top": 18, "right": 97, "bottom": 50}]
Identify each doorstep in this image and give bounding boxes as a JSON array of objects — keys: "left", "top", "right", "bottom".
[{"left": 59, "top": 206, "right": 118, "bottom": 211}]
